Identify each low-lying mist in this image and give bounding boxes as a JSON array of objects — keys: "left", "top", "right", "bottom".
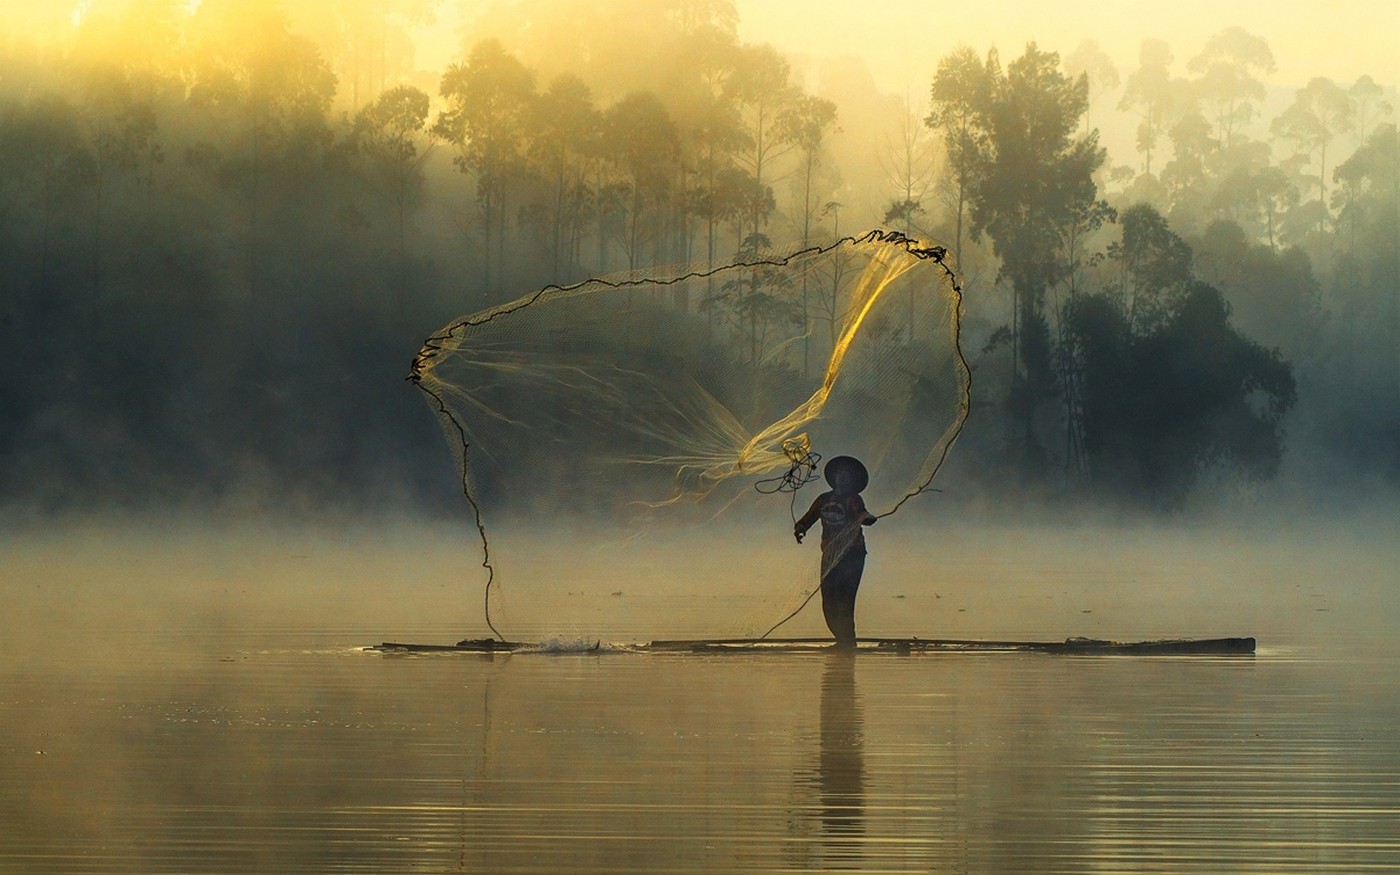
[{"left": 6, "top": 507, "right": 1396, "bottom": 661}]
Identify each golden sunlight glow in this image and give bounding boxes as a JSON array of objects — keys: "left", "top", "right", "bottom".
[
  {"left": 71, "top": 1, "right": 94, "bottom": 29},
  {"left": 737, "top": 0, "right": 1400, "bottom": 93},
  {"left": 8, "top": 0, "right": 1393, "bottom": 97}
]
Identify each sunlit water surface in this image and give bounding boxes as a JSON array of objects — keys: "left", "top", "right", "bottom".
[{"left": 3, "top": 520, "right": 1398, "bottom": 874}]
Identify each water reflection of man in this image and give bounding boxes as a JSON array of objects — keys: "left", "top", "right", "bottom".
[{"left": 816, "top": 651, "right": 864, "bottom": 867}]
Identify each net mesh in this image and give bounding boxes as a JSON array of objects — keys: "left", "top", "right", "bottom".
[{"left": 410, "top": 229, "right": 969, "bottom": 642}]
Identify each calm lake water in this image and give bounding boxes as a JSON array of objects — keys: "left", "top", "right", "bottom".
[{"left": 3, "top": 519, "right": 1399, "bottom": 873}]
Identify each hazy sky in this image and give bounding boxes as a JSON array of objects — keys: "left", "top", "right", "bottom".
[
  {"left": 36, "top": 2, "right": 1399, "bottom": 99},
  {"left": 734, "top": 0, "right": 1400, "bottom": 95}
]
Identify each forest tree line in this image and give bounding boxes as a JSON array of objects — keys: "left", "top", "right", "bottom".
[{"left": 0, "top": 0, "right": 1395, "bottom": 513}]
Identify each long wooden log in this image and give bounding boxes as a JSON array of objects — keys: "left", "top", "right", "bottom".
[{"left": 372, "top": 636, "right": 1255, "bottom": 655}]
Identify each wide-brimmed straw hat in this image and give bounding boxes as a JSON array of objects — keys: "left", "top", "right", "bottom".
[{"left": 824, "top": 455, "right": 869, "bottom": 492}]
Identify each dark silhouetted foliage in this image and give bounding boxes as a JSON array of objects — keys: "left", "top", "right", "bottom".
[{"left": 1067, "top": 279, "right": 1296, "bottom": 505}]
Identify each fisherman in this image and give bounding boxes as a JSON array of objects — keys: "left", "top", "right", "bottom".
[{"left": 794, "top": 456, "right": 877, "bottom": 648}]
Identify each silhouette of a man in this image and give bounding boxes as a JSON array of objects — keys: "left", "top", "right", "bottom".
[{"left": 794, "top": 456, "right": 877, "bottom": 648}]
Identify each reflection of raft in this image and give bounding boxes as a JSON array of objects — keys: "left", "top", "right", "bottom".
[{"left": 372, "top": 636, "right": 1256, "bottom": 655}]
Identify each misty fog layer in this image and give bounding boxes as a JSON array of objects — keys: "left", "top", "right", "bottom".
[
  {"left": 0, "top": 1, "right": 1395, "bottom": 522},
  {"left": 6, "top": 514, "right": 1397, "bottom": 649}
]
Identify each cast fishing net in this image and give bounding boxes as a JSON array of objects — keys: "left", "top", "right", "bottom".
[{"left": 411, "top": 230, "right": 969, "bottom": 643}]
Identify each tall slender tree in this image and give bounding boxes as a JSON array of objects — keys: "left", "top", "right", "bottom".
[
  {"left": 523, "top": 73, "right": 599, "bottom": 281},
  {"left": 1271, "top": 77, "right": 1355, "bottom": 215},
  {"left": 1118, "top": 39, "right": 1181, "bottom": 177},
  {"left": 1188, "top": 26, "right": 1275, "bottom": 152},
  {"left": 1064, "top": 38, "right": 1119, "bottom": 134},
  {"left": 436, "top": 39, "right": 536, "bottom": 300},
  {"left": 725, "top": 43, "right": 798, "bottom": 245},
  {"left": 185, "top": 3, "right": 338, "bottom": 302},
  {"left": 780, "top": 93, "right": 837, "bottom": 374},
  {"left": 351, "top": 83, "right": 433, "bottom": 311},
  {"left": 962, "top": 43, "right": 1106, "bottom": 475},
  {"left": 601, "top": 92, "right": 679, "bottom": 271},
  {"left": 1348, "top": 75, "right": 1394, "bottom": 145},
  {"left": 927, "top": 46, "right": 992, "bottom": 270},
  {"left": 879, "top": 90, "right": 938, "bottom": 237}
]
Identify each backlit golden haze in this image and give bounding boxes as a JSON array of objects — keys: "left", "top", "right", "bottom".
[
  {"left": 11, "top": 0, "right": 1395, "bottom": 231},
  {"left": 11, "top": 1, "right": 1397, "bottom": 196},
  {"left": 4, "top": 11, "right": 1400, "bottom": 870},
  {"left": 737, "top": 0, "right": 1400, "bottom": 95},
  {"left": 1, "top": 0, "right": 1396, "bottom": 514},
  {"left": 17, "top": 1, "right": 1398, "bottom": 87}
]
